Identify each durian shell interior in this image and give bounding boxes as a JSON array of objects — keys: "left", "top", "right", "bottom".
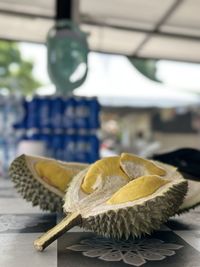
[{"left": 24, "top": 155, "right": 64, "bottom": 197}]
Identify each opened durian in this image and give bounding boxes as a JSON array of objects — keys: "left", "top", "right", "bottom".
[
  {"left": 9, "top": 154, "right": 88, "bottom": 212},
  {"left": 34, "top": 153, "right": 187, "bottom": 251},
  {"left": 152, "top": 148, "right": 200, "bottom": 213}
]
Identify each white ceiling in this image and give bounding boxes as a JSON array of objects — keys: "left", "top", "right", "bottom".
[{"left": 0, "top": 0, "right": 200, "bottom": 62}]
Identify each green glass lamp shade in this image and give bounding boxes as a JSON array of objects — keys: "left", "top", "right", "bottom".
[{"left": 47, "top": 20, "right": 89, "bottom": 94}]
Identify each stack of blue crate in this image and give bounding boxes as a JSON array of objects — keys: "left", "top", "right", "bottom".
[{"left": 14, "top": 96, "right": 101, "bottom": 163}]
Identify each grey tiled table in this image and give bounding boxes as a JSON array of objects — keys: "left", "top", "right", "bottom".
[{"left": 0, "top": 178, "right": 200, "bottom": 267}]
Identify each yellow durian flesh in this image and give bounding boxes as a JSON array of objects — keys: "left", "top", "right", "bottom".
[
  {"left": 81, "top": 156, "right": 129, "bottom": 194},
  {"left": 107, "top": 175, "right": 170, "bottom": 205},
  {"left": 120, "top": 153, "right": 166, "bottom": 179},
  {"left": 35, "top": 160, "right": 79, "bottom": 192}
]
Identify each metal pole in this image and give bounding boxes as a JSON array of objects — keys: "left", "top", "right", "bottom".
[
  {"left": 56, "top": 0, "right": 71, "bottom": 20},
  {"left": 56, "top": 0, "right": 80, "bottom": 23}
]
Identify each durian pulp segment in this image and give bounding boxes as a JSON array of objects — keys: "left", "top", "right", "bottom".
[
  {"left": 179, "top": 180, "right": 200, "bottom": 211},
  {"left": 81, "top": 156, "right": 129, "bottom": 194},
  {"left": 120, "top": 153, "right": 166, "bottom": 179},
  {"left": 35, "top": 160, "right": 81, "bottom": 192},
  {"left": 25, "top": 155, "right": 88, "bottom": 197},
  {"left": 107, "top": 175, "right": 170, "bottom": 205}
]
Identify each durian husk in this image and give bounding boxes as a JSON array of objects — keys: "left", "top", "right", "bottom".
[
  {"left": 64, "top": 162, "right": 187, "bottom": 239},
  {"left": 9, "top": 154, "right": 88, "bottom": 212}
]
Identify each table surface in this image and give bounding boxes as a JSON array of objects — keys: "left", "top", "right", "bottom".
[{"left": 0, "top": 178, "right": 200, "bottom": 267}]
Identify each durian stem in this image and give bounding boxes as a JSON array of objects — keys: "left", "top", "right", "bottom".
[{"left": 34, "top": 212, "right": 82, "bottom": 251}]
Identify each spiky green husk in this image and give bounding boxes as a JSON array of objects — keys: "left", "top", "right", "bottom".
[
  {"left": 82, "top": 180, "right": 188, "bottom": 239},
  {"left": 9, "top": 155, "right": 63, "bottom": 212}
]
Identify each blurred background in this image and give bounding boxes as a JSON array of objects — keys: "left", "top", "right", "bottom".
[{"left": 0, "top": 0, "right": 200, "bottom": 177}]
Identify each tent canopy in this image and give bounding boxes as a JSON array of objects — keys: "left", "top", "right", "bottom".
[
  {"left": 74, "top": 53, "right": 200, "bottom": 108},
  {"left": 0, "top": 0, "right": 200, "bottom": 62}
]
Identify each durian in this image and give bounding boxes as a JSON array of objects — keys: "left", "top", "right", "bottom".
[
  {"left": 152, "top": 148, "right": 200, "bottom": 213},
  {"left": 9, "top": 154, "right": 88, "bottom": 212},
  {"left": 34, "top": 153, "right": 187, "bottom": 251}
]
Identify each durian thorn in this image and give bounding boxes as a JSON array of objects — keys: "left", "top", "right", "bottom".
[{"left": 34, "top": 212, "right": 82, "bottom": 251}]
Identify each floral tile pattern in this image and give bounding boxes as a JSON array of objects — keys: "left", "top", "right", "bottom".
[{"left": 67, "top": 237, "right": 183, "bottom": 266}]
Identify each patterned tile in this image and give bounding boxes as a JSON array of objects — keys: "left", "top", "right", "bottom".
[
  {"left": 167, "top": 212, "right": 200, "bottom": 231},
  {"left": 58, "top": 231, "right": 200, "bottom": 267},
  {"left": 0, "top": 233, "right": 57, "bottom": 267},
  {"left": 0, "top": 213, "right": 57, "bottom": 233},
  {"left": 175, "top": 230, "right": 200, "bottom": 253},
  {"left": 0, "top": 198, "right": 46, "bottom": 214},
  {"left": 1, "top": 178, "right": 200, "bottom": 267},
  {"left": 0, "top": 187, "right": 18, "bottom": 198},
  {"left": 0, "top": 178, "right": 17, "bottom": 198},
  {"left": 0, "top": 178, "right": 13, "bottom": 188}
]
